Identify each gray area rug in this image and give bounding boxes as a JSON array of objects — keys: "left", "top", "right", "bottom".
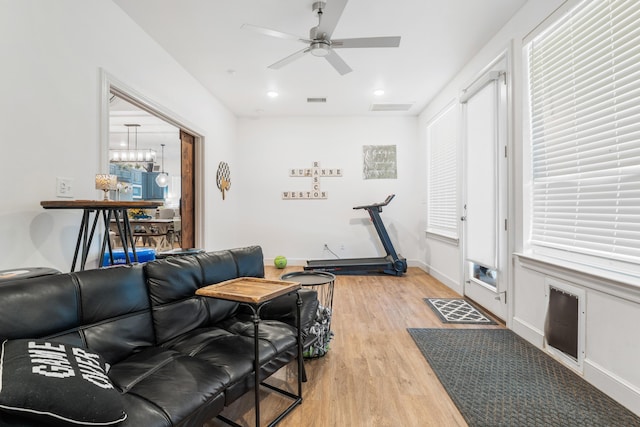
[{"left": 408, "top": 328, "right": 640, "bottom": 427}]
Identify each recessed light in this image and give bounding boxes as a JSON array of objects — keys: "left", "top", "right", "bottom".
[
  {"left": 373, "top": 89, "right": 385, "bottom": 97},
  {"left": 267, "top": 91, "right": 279, "bottom": 98}
]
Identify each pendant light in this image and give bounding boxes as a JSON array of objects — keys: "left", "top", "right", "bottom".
[{"left": 155, "top": 143, "right": 169, "bottom": 188}]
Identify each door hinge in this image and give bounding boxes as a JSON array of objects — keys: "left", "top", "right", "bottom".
[
  {"left": 504, "top": 145, "right": 508, "bottom": 158},
  {"left": 504, "top": 219, "right": 508, "bottom": 231}
]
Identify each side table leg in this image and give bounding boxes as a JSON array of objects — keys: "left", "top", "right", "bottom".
[
  {"left": 296, "top": 292, "right": 303, "bottom": 397},
  {"left": 253, "top": 310, "right": 261, "bottom": 427}
]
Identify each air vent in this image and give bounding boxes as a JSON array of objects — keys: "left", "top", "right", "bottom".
[
  {"left": 307, "top": 97, "right": 327, "bottom": 103},
  {"left": 370, "top": 103, "right": 413, "bottom": 112}
]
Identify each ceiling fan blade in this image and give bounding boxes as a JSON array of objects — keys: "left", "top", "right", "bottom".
[
  {"left": 242, "top": 24, "right": 310, "bottom": 43},
  {"left": 325, "top": 50, "right": 352, "bottom": 75},
  {"left": 316, "top": 0, "right": 348, "bottom": 39},
  {"left": 332, "top": 36, "right": 401, "bottom": 49},
  {"left": 268, "top": 47, "right": 311, "bottom": 70}
]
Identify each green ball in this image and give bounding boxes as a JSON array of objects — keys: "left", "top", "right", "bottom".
[{"left": 274, "top": 255, "right": 287, "bottom": 269}]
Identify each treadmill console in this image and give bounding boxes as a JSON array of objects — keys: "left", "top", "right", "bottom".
[{"left": 353, "top": 194, "right": 395, "bottom": 211}]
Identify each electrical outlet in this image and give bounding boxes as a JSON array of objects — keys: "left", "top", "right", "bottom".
[{"left": 56, "top": 177, "right": 74, "bottom": 198}]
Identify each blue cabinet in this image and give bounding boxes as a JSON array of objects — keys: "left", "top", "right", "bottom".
[
  {"left": 109, "top": 164, "right": 132, "bottom": 182},
  {"left": 109, "top": 164, "right": 165, "bottom": 200},
  {"left": 131, "top": 169, "right": 143, "bottom": 185},
  {"left": 143, "top": 172, "right": 166, "bottom": 200}
]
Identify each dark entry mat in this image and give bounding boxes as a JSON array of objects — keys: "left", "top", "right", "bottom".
[{"left": 408, "top": 328, "right": 640, "bottom": 427}]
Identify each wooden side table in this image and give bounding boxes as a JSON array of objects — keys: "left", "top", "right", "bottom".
[
  {"left": 41, "top": 200, "right": 163, "bottom": 271},
  {"left": 196, "top": 277, "right": 303, "bottom": 427}
]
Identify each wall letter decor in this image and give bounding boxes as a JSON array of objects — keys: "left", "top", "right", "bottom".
[{"left": 282, "top": 161, "right": 342, "bottom": 200}]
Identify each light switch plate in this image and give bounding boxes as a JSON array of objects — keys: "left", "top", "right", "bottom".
[{"left": 56, "top": 177, "right": 74, "bottom": 198}]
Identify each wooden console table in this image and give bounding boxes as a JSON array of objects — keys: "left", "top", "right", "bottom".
[
  {"left": 196, "top": 277, "right": 303, "bottom": 427},
  {"left": 41, "top": 200, "right": 163, "bottom": 272}
]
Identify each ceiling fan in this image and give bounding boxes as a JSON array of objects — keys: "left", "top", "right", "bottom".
[{"left": 242, "top": 0, "right": 401, "bottom": 75}]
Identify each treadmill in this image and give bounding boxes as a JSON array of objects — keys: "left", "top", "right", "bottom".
[{"left": 305, "top": 194, "right": 407, "bottom": 276}]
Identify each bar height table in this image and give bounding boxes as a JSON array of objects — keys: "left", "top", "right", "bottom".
[{"left": 41, "top": 200, "right": 163, "bottom": 272}]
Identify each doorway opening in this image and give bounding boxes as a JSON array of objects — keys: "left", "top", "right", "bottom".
[{"left": 100, "top": 71, "right": 201, "bottom": 251}]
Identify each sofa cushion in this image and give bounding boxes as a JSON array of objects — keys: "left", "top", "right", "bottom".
[
  {"left": 0, "top": 275, "right": 79, "bottom": 340},
  {"left": 74, "top": 265, "right": 155, "bottom": 364},
  {"left": 195, "top": 251, "right": 241, "bottom": 323},
  {"left": 196, "top": 250, "right": 239, "bottom": 285},
  {"left": 107, "top": 347, "right": 227, "bottom": 426},
  {"left": 228, "top": 246, "right": 265, "bottom": 277},
  {"left": 145, "top": 256, "right": 211, "bottom": 344},
  {"left": 0, "top": 339, "right": 126, "bottom": 426},
  {"left": 161, "top": 325, "right": 292, "bottom": 406},
  {"left": 161, "top": 327, "right": 265, "bottom": 378},
  {"left": 145, "top": 255, "right": 203, "bottom": 305},
  {"left": 219, "top": 317, "right": 298, "bottom": 354}
]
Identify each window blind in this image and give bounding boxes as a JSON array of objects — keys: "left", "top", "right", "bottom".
[
  {"left": 427, "top": 102, "right": 459, "bottom": 240},
  {"left": 527, "top": 0, "right": 640, "bottom": 267},
  {"left": 465, "top": 81, "right": 498, "bottom": 269}
]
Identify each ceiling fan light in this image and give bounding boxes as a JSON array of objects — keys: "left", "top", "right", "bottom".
[{"left": 310, "top": 42, "right": 330, "bottom": 57}]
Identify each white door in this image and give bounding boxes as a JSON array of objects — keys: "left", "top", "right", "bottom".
[{"left": 461, "top": 66, "right": 508, "bottom": 321}]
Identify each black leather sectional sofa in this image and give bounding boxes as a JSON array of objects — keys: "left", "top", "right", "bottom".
[{"left": 0, "top": 246, "right": 319, "bottom": 426}]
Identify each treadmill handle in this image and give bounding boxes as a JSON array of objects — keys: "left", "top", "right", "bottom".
[{"left": 353, "top": 194, "right": 395, "bottom": 211}]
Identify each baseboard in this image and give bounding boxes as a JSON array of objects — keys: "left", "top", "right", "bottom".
[
  {"left": 409, "top": 259, "right": 428, "bottom": 271},
  {"left": 511, "top": 316, "right": 544, "bottom": 348},
  {"left": 584, "top": 359, "right": 640, "bottom": 417},
  {"left": 425, "top": 264, "right": 462, "bottom": 295},
  {"left": 265, "top": 258, "right": 307, "bottom": 267}
]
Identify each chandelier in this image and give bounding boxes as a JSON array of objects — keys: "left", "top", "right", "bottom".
[{"left": 109, "top": 124, "right": 156, "bottom": 163}]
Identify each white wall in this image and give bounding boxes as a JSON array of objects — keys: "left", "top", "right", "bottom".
[
  {"left": 0, "top": 0, "right": 237, "bottom": 271},
  {"left": 418, "top": 0, "right": 640, "bottom": 415},
  {"left": 417, "top": 0, "right": 565, "bottom": 295},
  {"left": 235, "top": 116, "right": 421, "bottom": 265}
]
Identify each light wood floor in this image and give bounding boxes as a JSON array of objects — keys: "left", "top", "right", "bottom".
[{"left": 207, "top": 267, "right": 504, "bottom": 427}]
